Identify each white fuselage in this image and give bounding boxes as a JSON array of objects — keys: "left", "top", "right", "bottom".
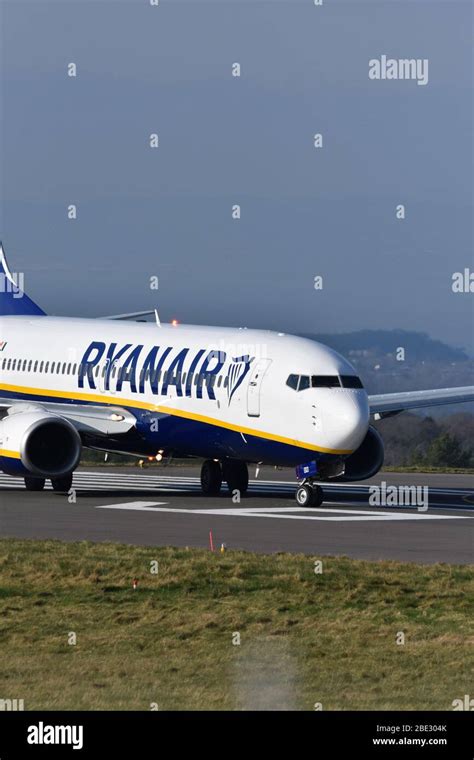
[{"left": 0, "top": 316, "right": 370, "bottom": 465}]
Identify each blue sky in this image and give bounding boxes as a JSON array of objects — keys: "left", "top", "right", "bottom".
[{"left": 1, "top": 0, "right": 472, "bottom": 351}]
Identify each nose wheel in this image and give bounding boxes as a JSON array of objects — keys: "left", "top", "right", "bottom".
[{"left": 295, "top": 482, "right": 324, "bottom": 507}]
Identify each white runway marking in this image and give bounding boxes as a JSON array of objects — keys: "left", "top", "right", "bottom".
[
  {"left": 1, "top": 472, "right": 472, "bottom": 517},
  {"left": 96, "top": 501, "right": 168, "bottom": 511},
  {"left": 94, "top": 503, "right": 471, "bottom": 521}
]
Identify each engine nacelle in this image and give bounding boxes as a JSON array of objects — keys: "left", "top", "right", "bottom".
[
  {"left": 0, "top": 410, "right": 82, "bottom": 478},
  {"left": 335, "top": 425, "right": 384, "bottom": 482}
]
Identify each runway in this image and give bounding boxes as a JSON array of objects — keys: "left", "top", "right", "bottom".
[{"left": 0, "top": 467, "right": 472, "bottom": 564}]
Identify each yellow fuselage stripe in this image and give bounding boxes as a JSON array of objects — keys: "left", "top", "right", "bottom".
[
  {"left": 0, "top": 381, "right": 352, "bottom": 456},
  {"left": 0, "top": 449, "right": 21, "bottom": 459}
]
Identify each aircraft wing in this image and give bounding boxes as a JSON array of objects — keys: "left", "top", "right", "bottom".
[
  {"left": 369, "top": 386, "right": 474, "bottom": 419},
  {"left": 100, "top": 310, "right": 156, "bottom": 321},
  {"left": 0, "top": 398, "right": 137, "bottom": 436}
]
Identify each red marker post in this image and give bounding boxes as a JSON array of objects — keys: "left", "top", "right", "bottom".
[{"left": 209, "top": 530, "right": 214, "bottom": 552}]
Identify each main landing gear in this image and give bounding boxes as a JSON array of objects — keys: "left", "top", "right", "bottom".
[
  {"left": 24, "top": 474, "right": 73, "bottom": 493},
  {"left": 295, "top": 481, "right": 324, "bottom": 507},
  {"left": 200, "top": 459, "right": 248, "bottom": 496},
  {"left": 200, "top": 460, "right": 222, "bottom": 495},
  {"left": 24, "top": 477, "right": 46, "bottom": 492}
]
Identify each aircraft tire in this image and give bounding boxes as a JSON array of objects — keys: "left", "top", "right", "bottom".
[
  {"left": 223, "top": 460, "right": 248, "bottom": 495},
  {"left": 24, "top": 477, "right": 46, "bottom": 492},
  {"left": 51, "top": 473, "right": 73, "bottom": 492},
  {"left": 201, "top": 459, "right": 222, "bottom": 495},
  {"left": 296, "top": 483, "right": 324, "bottom": 507}
]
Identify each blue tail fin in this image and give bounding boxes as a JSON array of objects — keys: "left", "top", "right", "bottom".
[{"left": 0, "top": 243, "right": 46, "bottom": 316}]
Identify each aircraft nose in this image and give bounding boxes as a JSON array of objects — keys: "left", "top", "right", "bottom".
[{"left": 323, "top": 392, "right": 369, "bottom": 452}]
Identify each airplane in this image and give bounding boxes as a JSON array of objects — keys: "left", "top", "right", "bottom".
[{"left": 0, "top": 243, "right": 472, "bottom": 507}]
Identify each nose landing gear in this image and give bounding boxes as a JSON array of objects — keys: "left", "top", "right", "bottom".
[{"left": 295, "top": 481, "right": 324, "bottom": 507}]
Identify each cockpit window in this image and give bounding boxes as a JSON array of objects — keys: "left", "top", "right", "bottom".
[
  {"left": 286, "top": 373, "right": 364, "bottom": 391},
  {"left": 311, "top": 376, "right": 341, "bottom": 388},
  {"left": 298, "top": 375, "right": 310, "bottom": 391},
  {"left": 286, "top": 374, "right": 299, "bottom": 390},
  {"left": 340, "top": 375, "right": 364, "bottom": 389}
]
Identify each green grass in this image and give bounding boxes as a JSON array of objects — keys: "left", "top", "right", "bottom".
[{"left": 0, "top": 539, "right": 472, "bottom": 710}]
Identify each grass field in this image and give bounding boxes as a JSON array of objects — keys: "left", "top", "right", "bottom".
[{"left": 0, "top": 538, "right": 472, "bottom": 711}]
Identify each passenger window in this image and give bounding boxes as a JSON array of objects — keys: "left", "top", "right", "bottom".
[{"left": 45, "top": 362, "right": 49, "bottom": 373}]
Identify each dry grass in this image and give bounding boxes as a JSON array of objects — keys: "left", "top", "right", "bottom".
[{"left": 0, "top": 538, "right": 472, "bottom": 710}]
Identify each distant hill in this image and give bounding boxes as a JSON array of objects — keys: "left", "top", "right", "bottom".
[
  {"left": 375, "top": 412, "right": 474, "bottom": 468},
  {"left": 298, "top": 330, "right": 473, "bottom": 409},
  {"left": 300, "top": 330, "right": 469, "bottom": 362}
]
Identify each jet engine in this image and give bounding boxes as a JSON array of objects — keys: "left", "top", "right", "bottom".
[
  {"left": 0, "top": 409, "right": 82, "bottom": 478},
  {"left": 336, "top": 425, "right": 384, "bottom": 482}
]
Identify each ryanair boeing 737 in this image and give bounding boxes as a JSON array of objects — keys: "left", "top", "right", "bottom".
[{"left": 0, "top": 244, "right": 472, "bottom": 506}]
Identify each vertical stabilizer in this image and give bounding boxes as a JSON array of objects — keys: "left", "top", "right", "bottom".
[{"left": 0, "top": 243, "right": 46, "bottom": 316}]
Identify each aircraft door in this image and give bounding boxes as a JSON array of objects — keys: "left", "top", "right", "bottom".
[{"left": 247, "top": 359, "right": 272, "bottom": 417}]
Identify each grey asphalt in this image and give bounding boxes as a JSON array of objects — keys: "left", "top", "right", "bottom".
[{"left": 0, "top": 467, "right": 472, "bottom": 564}]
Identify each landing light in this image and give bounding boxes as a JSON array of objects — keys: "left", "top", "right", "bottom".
[
  {"left": 171, "top": 319, "right": 179, "bottom": 326},
  {"left": 110, "top": 413, "right": 124, "bottom": 421}
]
